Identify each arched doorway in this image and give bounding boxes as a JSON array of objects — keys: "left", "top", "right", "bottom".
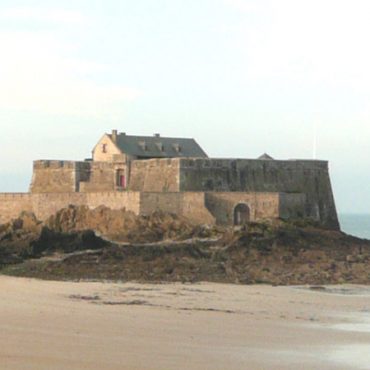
[{"left": 233, "top": 203, "right": 250, "bottom": 226}]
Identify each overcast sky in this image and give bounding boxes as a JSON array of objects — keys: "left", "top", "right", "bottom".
[{"left": 0, "top": 0, "right": 369, "bottom": 213}]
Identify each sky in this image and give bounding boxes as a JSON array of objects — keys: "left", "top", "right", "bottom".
[{"left": 0, "top": 0, "right": 369, "bottom": 213}]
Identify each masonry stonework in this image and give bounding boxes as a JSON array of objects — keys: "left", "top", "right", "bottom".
[
  {"left": 0, "top": 192, "right": 141, "bottom": 223},
  {"left": 92, "top": 133, "right": 122, "bottom": 162},
  {"left": 0, "top": 194, "right": 33, "bottom": 224},
  {"left": 139, "top": 192, "right": 215, "bottom": 224},
  {"left": 0, "top": 191, "right": 304, "bottom": 226},
  {"left": 177, "top": 158, "right": 338, "bottom": 229},
  {"left": 129, "top": 159, "right": 180, "bottom": 192},
  {"left": 0, "top": 131, "right": 340, "bottom": 229}
]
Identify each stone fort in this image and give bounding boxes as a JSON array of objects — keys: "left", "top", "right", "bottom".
[{"left": 0, "top": 130, "right": 339, "bottom": 229}]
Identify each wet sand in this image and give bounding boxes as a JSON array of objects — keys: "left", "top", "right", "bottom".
[{"left": 1, "top": 276, "right": 370, "bottom": 370}]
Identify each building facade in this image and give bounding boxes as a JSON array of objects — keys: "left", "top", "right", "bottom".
[{"left": 1, "top": 130, "right": 339, "bottom": 229}]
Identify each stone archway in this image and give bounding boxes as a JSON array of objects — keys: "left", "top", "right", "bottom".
[{"left": 233, "top": 203, "right": 250, "bottom": 226}]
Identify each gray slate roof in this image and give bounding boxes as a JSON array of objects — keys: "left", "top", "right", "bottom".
[{"left": 111, "top": 134, "right": 208, "bottom": 158}]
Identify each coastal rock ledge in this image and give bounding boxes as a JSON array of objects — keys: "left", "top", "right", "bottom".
[{"left": 1, "top": 206, "right": 369, "bottom": 285}]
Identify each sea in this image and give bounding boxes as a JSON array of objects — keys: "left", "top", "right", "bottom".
[{"left": 339, "top": 214, "right": 370, "bottom": 240}]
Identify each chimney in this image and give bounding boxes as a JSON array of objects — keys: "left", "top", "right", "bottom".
[
  {"left": 111, "top": 129, "right": 118, "bottom": 143},
  {"left": 154, "top": 133, "right": 160, "bottom": 137}
]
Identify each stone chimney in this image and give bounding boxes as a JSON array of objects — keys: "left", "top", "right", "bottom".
[
  {"left": 154, "top": 133, "right": 160, "bottom": 137},
  {"left": 111, "top": 129, "right": 118, "bottom": 143}
]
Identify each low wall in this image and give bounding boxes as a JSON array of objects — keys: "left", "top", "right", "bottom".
[
  {"left": 31, "top": 193, "right": 88, "bottom": 221},
  {"left": 205, "top": 192, "right": 281, "bottom": 225},
  {"left": 0, "top": 192, "right": 141, "bottom": 223},
  {"left": 86, "top": 192, "right": 140, "bottom": 214},
  {"left": 0, "top": 190, "right": 307, "bottom": 226},
  {"left": 0, "top": 193, "right": 33, "bottom": 224},
  {"left": 140, "top": 192, "right": 215, "bottom": 225}
]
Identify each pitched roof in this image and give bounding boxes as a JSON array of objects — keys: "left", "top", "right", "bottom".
[
  {"left": 258, "top": 153, "right": 274, "bottom": 160},
  {"left": 111, "top": 133, "right": 208, "bottom": 158}
]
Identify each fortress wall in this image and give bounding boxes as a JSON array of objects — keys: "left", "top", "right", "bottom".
[
  {"left": 0, "top": 193, "right": 33, "bottom": 224},
  {"left": 279, "top": 193, "right": 306, "bottom": 220},
  {"left": 0, "top": 190, "right": 307, "bottom": 226},
  {"left": 129, "top": 158, "right": 181, "bottom": 192},
  {"left": 205, "top": 192, "right": 280, "bottom": 225},
  {"left": 140, "top": 192, "right": 184, "bottom": 215},
  {"left": 140, "top": 192, "right": 215, "bottom": 225},
  {"left": 86, "top": 192, "right": 141, "bottom": 214},
  {"left": 31, "top": 193, "right": 88, "bottom": 221},
  {"left": 31, "top": 192, "right": 141, "bottom": 221},
  {"left": 30, "top": 160, "right": 128, "bottom": 194},
  {"left": 181, "top": 193, "right": 216, "bottom": 225},
  {"left": 0, "top": 192, "right": 142, "bottom": 224},
  {"left": 178, "top": 159, "right": 339, "bottom": 229},
  {"left": 79, "top": 162, "right": 116, "bottom": 192},
  {"left": 30, "top": 160, "right": 80, "bottom": 193}
]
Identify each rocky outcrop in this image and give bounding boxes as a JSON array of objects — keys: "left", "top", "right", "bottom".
[
  {"left": 45, "top": 205, "right": 214, "bottom": 243},
  {"left": 1, "top": 207, "right": 370, "bottom": 285},
  {"left": 0, "top": 206, "right": 216, "bottom": 267},
  {"left": 48, "top": 226, "right": 369, "bottom": 284},
  {"left": 0, "top": 212, "right": 41, "bottom": 265},
  {"left": 0, "top": 211, "right": 110, "bottom": 266}
]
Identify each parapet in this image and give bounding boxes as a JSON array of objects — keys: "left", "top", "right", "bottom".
[
  {"left": 178, "top": 158, "right": 329, "bottom": 170},
  {"left": 33, "top": 160, "right": 83, "bottom": 170}
]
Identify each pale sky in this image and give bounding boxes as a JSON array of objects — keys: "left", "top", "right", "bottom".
[{"left": 0, "top": 0, "right": 369, "bottom": 213}]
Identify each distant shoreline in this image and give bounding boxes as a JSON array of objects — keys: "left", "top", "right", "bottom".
[{"left": 339, "top": 214, "right": 370, "bottom": 239}]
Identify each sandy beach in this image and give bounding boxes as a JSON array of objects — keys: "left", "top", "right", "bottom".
[{"left": 1, "top": 276, "right": 369, "bottom": 370}]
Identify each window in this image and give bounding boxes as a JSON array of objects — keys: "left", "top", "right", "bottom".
[
  {"left": 173, "top": 143, "right": 181, "bottom": 153},
  {"left": 138, "top": 141, "right": 147, "bottom": 151},
  {"left": 102, "top": 143, "right": 107, "bottom": 153},
  {"left": 156, "top": 142, "right": 164, "bottom": 152},
  {"left": 116, "top": 170, "right": 126, "bottom": 189}
]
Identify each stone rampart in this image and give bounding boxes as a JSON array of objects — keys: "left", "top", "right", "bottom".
[
  {"left": 30, "top": 160, "right": 129, "bottom": 194},
  {"left": 30, "top": 160, "right": 81, "bottom": 193},
  {"left": 0, "top": 192, "right": 141, "bottom": 223},
  {"left": 0, "top": 190, "right": 310, "bottom": 227},
  {"left": 79, "top": 162, "right": 116, "bottom": 193},
  {"left": 27, "top": 156, "right": 339, "bottom": 229},
  {"left": 140, "top": 192, "right": 215, "bottom": 224},
  {"left": 86, "top": 192, "right": 140, "bottom": 214},
  {"left": 31, "top": 193, "right": 88, "bottom": 221},
  {"left": 129, "top": 158, "right": 181, "bottom": 192},
  {"left": 205, "top": 192, "right": 280, "bottom": 225},
  {"left": 178, "top": 158, "right": 338, "bottom": 229},
  {"left": 279, "top": 193, "right": 306, "bottom": 220},
  {"left": 0, "top": 193, "right": 33, "bottom": 224}
]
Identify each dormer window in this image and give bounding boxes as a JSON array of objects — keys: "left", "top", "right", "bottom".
[
  {"left": 173, "top": 143, "right": 181, "bottom": 153},
  {"left": 138, "top": 141, "right": 147, "bottom": 151},
  {"left": 156, "top": 142, "right": 164, "bottom": 152},
  {"left": 102, "top": 143, "right": 107, "bottom": 153}
]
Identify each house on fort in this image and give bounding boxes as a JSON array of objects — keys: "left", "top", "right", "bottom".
[{"left": 0, "top": 130, "right": 339, "bottom": 229}]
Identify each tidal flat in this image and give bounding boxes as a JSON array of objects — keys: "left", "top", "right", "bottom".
[{"left": 1, "top": 276, "right": 370, "bottom": 370}]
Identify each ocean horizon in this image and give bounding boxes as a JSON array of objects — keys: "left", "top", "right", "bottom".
[{"left": 339, "top": 214, "right": 370, "bottom": 240}]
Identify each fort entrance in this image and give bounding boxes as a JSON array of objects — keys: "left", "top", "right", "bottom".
[{"left": 233, "top": 203, "right": 250, "bottom": 225}]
